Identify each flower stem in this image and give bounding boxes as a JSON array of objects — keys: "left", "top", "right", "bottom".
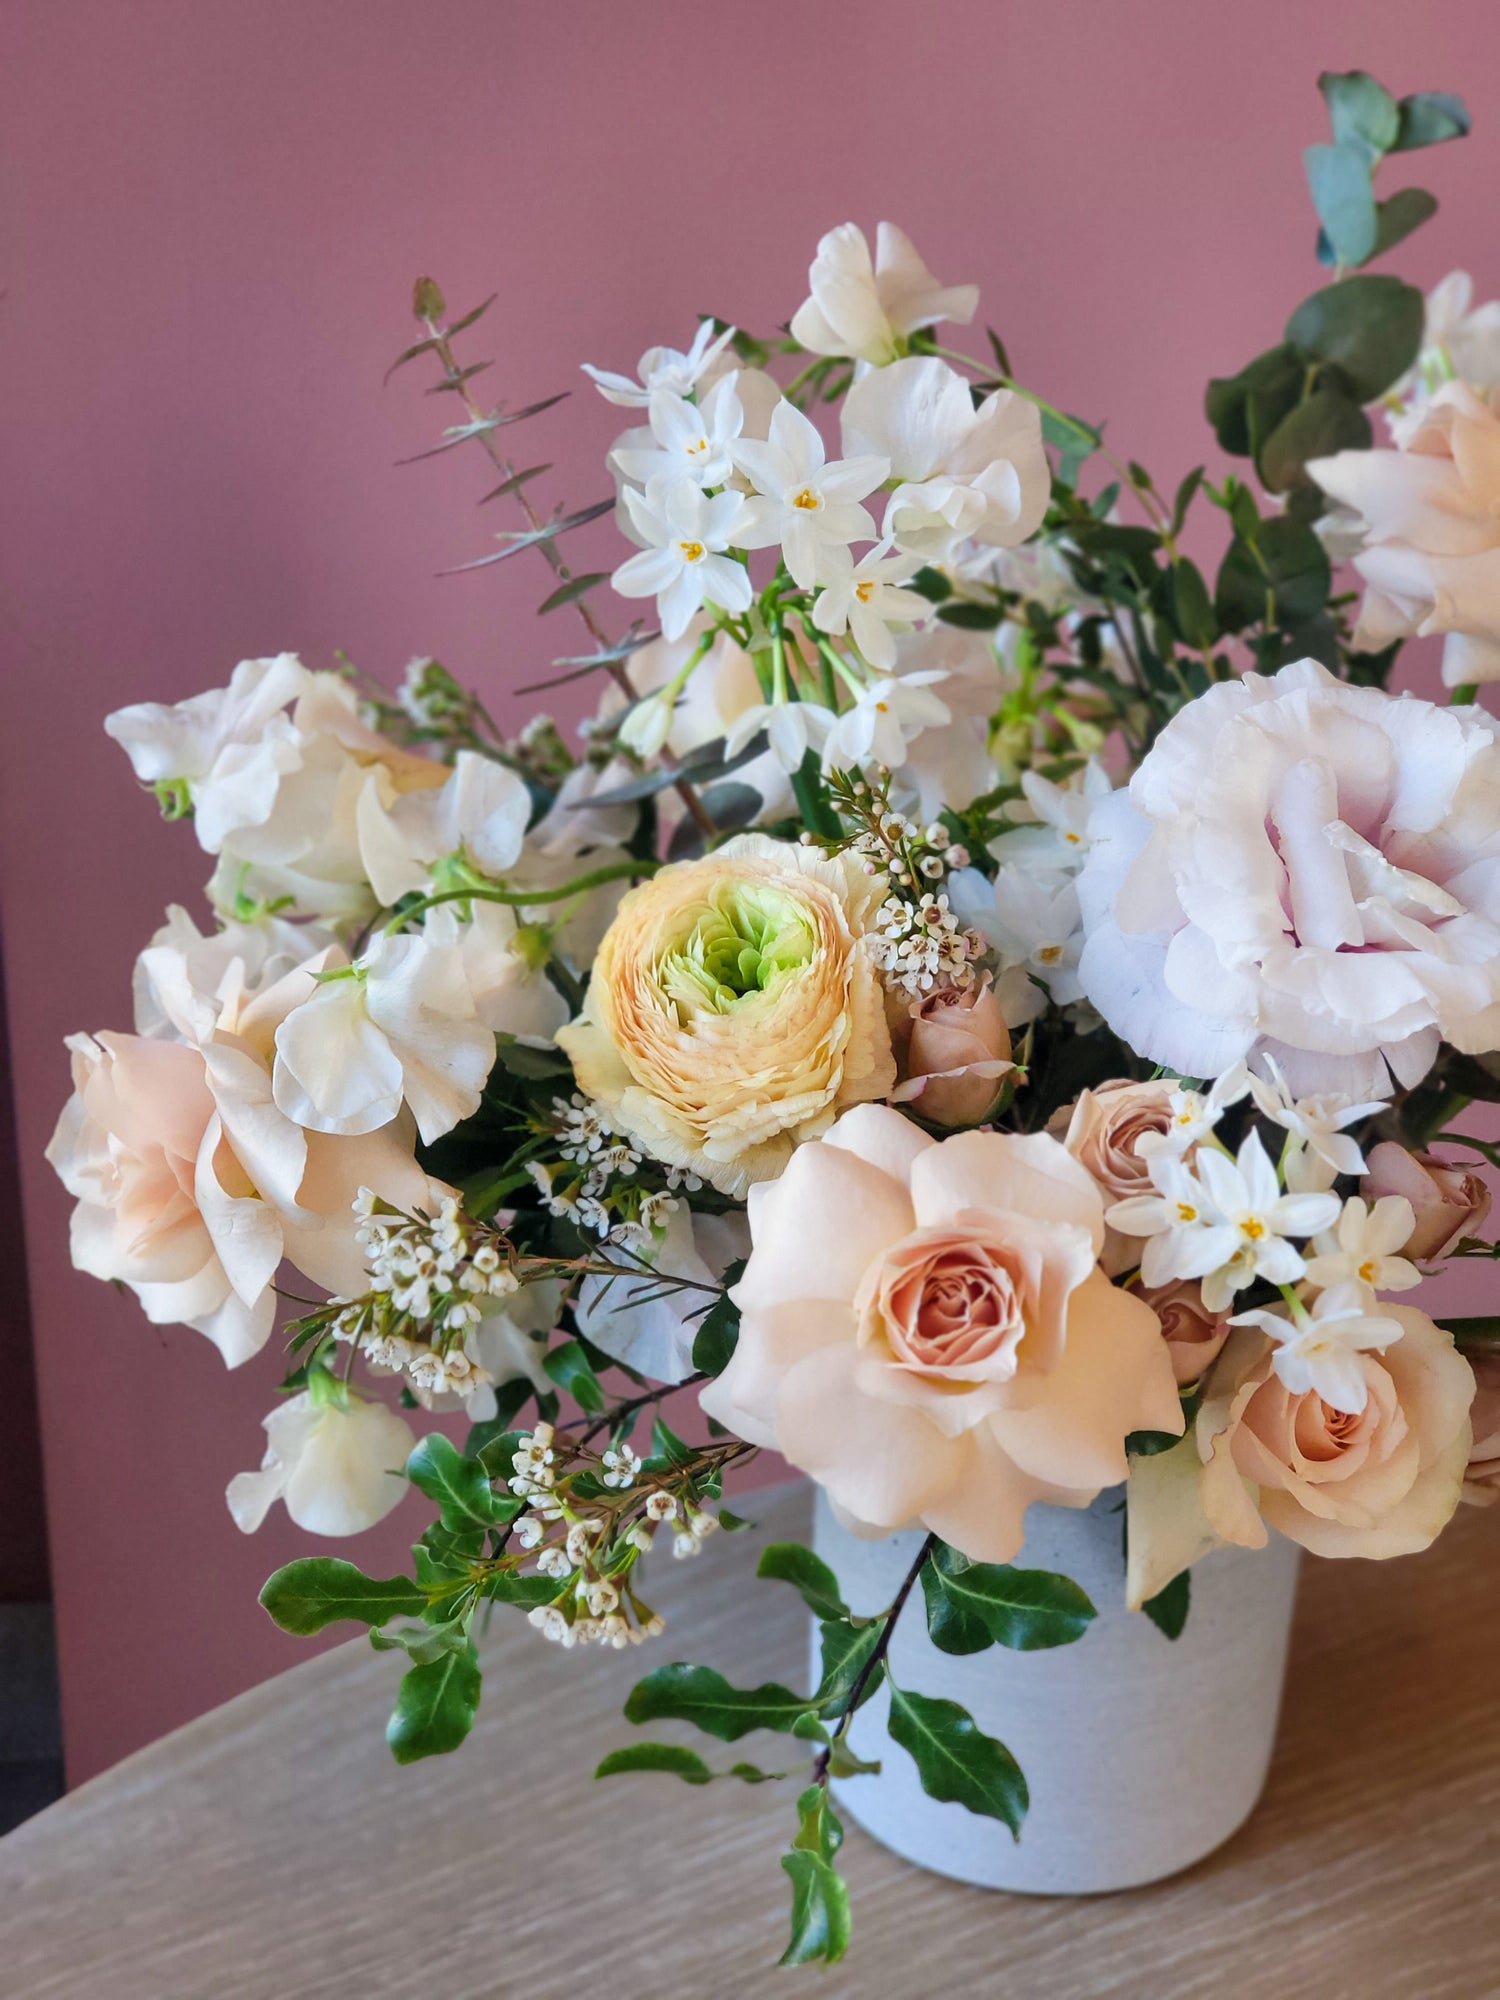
[
  {"left": 815, "top": 1532, "right": 935, "bottom": 1783},
  {"left": 383, "top": 859, "right": 658, "bottom": 935}
]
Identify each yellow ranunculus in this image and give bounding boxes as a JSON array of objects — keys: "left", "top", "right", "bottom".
[{"left": 557, "top": 834, "right": 895, "bottom": 1197}]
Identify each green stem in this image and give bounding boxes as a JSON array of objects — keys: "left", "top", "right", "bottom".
[{"left": 383, "top": 859, "right": 658, "bottom": 935}]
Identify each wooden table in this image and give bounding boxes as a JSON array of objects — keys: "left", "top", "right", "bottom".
[{"left": 2, "top": 1484, "right": 1497, "bottom": 1999}]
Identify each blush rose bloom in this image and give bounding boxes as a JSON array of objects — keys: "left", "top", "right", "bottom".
[
  {"left": 1309, "top": 382, "right": 1500, "bottom": 688},
  {"left": 1139, "top": 1279, "right": 1231, "bottom": 1388},
  {"left": 1462, "top": 1350, "right": 1500, "bottom": 1505},
  {"left": 889, "top": 975, "right": 1014, "bottom": 1127},
  {"left": 556, "top": 835, "right": 895, "bottom": 1198},
  {"left": 1077, "top": 659, "right": 1500, "bottom": 1099},
  {"left": 1050, "top": 1079, "right": 1177, "bottom": 1275},
  {"left": 1361, "top": 1140, "right": 1493, "bottom": 1260},
  {"left": 700, "top": 1104, "right": 1182, "bottom": 1560}
]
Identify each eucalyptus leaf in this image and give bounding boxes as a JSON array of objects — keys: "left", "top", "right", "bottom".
[
  {"left": 1259, "top": 389, "right": 1372, "bottom": 492},
  {"left": 537, "top": 571, "right": 610, "bottom": 615},
  {"left": 1304, "top": 143, "right": 1377, "bottom": 267},
  {"left": 1286, "top": 275, "right": 1424, "bottom": 402},
  {"left": 1391, "top": 90, "right": 1470, "bottom": 152},
  {"left": 1318, "top": 70, "right": 1400, "bottom": 159}
]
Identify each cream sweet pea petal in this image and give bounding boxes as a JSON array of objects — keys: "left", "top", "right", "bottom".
[
  {"left": 227, "top": 1392, "right": 416, "bottom": 1537},
  {"left": 701, "top": 1105, "right": 1182, "bottom": 1561}
]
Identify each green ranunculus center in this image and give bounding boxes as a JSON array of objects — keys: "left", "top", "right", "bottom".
[{"left": 657, "top": 882, "right": 816, "bottom": 1021}]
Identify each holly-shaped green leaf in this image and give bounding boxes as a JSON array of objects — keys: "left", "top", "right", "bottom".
[
  {"left": 385, "top": 1640, "right": 482, "bottom": 1763},
  {"left": 405, "top": 1433, "right": 515, "bottom": 1529},
  {"left": 259, "top": 1558, "right": 426, "bottom": 1637},
  {"left": 921, "top": 1545, "right": 1097, "bottom": 1655},
  {"left": 886, "top": 1683, "right": 1028, "bottom": 1837},
  {"left": 623, "top": 1663, "right": 812, "bottom": 1741}
]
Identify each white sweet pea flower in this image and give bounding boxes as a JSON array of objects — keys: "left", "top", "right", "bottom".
[
  {"left": 1302, "top": 1196, "right": 1423, "bottom": 1302},
  {"left": 1230, "top": 1284, "right": 1407, "bottom": 1418},
  {"left": 722, "top": 698, "right": 837, "bottom": 776},
  {"left": 731, "top": 400, "right": 888, "bottom": 590},
  {"left": 355, "top": 750, "right": 531, "bottom": 907},
  {"left": 822, "top": 671, "right": 950, "bottom": 772},
  {"left": 227, "top": 1389, "right": 416, "bottom": 1536},
  {"left": 612, "top": 479, "right": 752, "bottom": 640},
  {"left": 1246, "top": 1056, "right": 1387, "bottom": 1193},
  {"left": 841, "top": 357, "right": 1050, "bottom": 560},
  {"left": 812, "top": 542, "right": 927, "bottom": 670},
  {"left": 611, "top": 374, "right": 745, "bottom": 491},
  {"left": 989, "top": 760, "right": 1114, "bottom": 877},
  {"left": 1109, "top": 1129, "right": 1339, "bottom": 1310},
  {"left": 582, "top": 319, "right": 737, "bottom": 407},
  {"left": 1134, "top": 1065, "right": 1252, "bottom": 1162},
  {"left": 789, "top": 221, "right": 978, "bottom": 367}
]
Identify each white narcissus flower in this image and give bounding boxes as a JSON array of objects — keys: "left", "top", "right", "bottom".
[
  {"left": 1246, "top": 1056, "right": 1387, "bottom": 1194},
  {"left": 812, "top": 542, "right": 927, "bottom": 670},
  {"left": 611, "top": 479, "right": 752, "bottom": 641},
  {"left": 1302, "top": 1195, "right": 1423, "bottom": 1302},
  {"left": 885, "top": 625, "right": 1004, "bottom": 824},
  {"left": 355, "top": 750, "right": 531, "bottom": 907},
  {"left": 822, "top": 672, "right": 951, "bottom": 773},
  {"left": 1076, "top": 659, "right": 1500, "bottom": 1099},
  {"left": 582, "top": 320, "right": 737, "bottom": 407},
  {"left": 722, "top": 698, "right": 837, "bottom": 777},
  {"left": 989, "top": 760, "right": 1115, "bottom": 878},
  {"left": 948, "top": 864, "right": 1085, "bottom": 1009},
  {"left": 227, "top": 1390, "right": 416, "bottom": 1536},
  {"left": 1309, "top": 382, "right": 1500, "bottom": 687},
  {"left": 731, "top": 400, "right": 889, "bottom": 590},
  {"left": 841, "top": 357, "right": 1051, "bottom": 561},
  {"left": 1230, "top": 1284, "right": 1407, "bottom": 1418},
  {"left": 611, "top": 374, "right": 745, "bottom": 492},
  {"left": 789, "top": 222, "right": 979, "bottom": 368},
  {"left": 1134, "top": 1065, "right": 1251, "bottom": 1163}
]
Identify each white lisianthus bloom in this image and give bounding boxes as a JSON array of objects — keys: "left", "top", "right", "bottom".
[
  {"left": 812, "top": 542, "right": 927, "bottom": 670},
  {"left": 355, "top": 750, "right": 531, "bottom": 906},
  {"left": 611, "top": 373, "right": 746, "bottom": 491},
  {"left": 1229, "top": 1284, "right": 1407, "bottom": 1418},
  {"left": 1076, "top": 659, "right": 1500, "bottom": 1097},
  {"left": 574, "top": 1206, "right": 749, "bottom": 1385},
  {"left": 789, "top": 222, "right": 978, "bottom": 368},
  {"left": 1390, "top": 271, "right": 1500, "bottom": 419},
  {"left": 723, "top": 698, "right": 837, "bottom": 777},
  {"left": 1245, "top": 1056, "right": 1387, "bottom": 1193},
  {"left": 822, "top": 671, "right": 950, "bottom": 773},
  {"left": 841, "top": 357, "right": 1050, "bottom": 561},
  {"left": 1310, "top": 383, "right": 1500, "bottom": 686},
  {"left": 582, "top": 320, "right": 737, "bottom": 408},
  {"left": 1108, "top": 1128, "right": 1339, "bottom": 1310},
  {"left": 1301, "top": 1196, "right": 1423, "bottom": 1304},
  {"left": 611, "top": 478, "right": 753, "bottom": 640},
  {"left": 989, "top": 760, "right": 1114, "bottom": 877},
  {"left": 731, "top": 401, "right": 889, "bottom": 590},
  {"left": 227, "top": 1390, "right": 416, "bottom": 1536}
]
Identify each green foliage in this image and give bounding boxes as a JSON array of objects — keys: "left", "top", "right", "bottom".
[
  {"left": 920, "top": 1545, "right": 1097, "bottom": 1655},
  {"left": 1304, "top": 73, "right": 1461, "bottom": 268},
  {"left": 623, "top": 1663, "right": 812, "bottom": 1741},
  {"left": 812, "top": 1619, "right": 885, "bottom": 1720},
  {"left": 1214, "top": 516, "right": 1330, "bottom": 633},
  {"left": 259, "top": 1558, "right": 426, "bottom": 1637},
  {"left": 1285, "top": 276, "right": 1424, "bottom": 402},
  {"left": 691, "top": 1266, "right": 743, "bottom": 1375},
  {"left": 596, "top": 1742, "right": 714, "bottom": 1785},
  {"left": 368, "top": 1616, "right": 470, "bottom": 1666},
  {"left": 1142, "top": 1567, "right": 1192, "bottom": 1641},
  {"left": 542, "top": 1337, "right": 606, "bottom": 1415},
  {"left": 886, "top": 1684, "right": 1028, "bottom": 1838},
  {"left": 780, "top": 1786, "right": 851, "bottom": 1966},
  {"left": 755, "top": 1543, "right": 851, "bottom": 1623},
  {"left": 405, "top": 1433, "right": 516, "bottom": 1529},
  {"left": 385, "top": 1640, "right": 482, "bottom": 1763}
]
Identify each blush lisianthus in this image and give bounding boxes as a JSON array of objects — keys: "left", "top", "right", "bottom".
[
  {"left": 700, "top": 1105, "right": 1182, "bottom": 1560},
  {"left": 1077, "top": 658, "right": 1500, "bottom": 1098},
  {"left": 556, "top": 835, "right": 894, "bottom": 1198}
]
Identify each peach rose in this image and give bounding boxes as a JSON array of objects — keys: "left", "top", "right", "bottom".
[
  {"left": 700, "top": 1104, "right": 1182, "bottom": 1561},
  {"left": 1051, "top": 1079, "right": 1178, "bottom": 1274},
  {"left": 1463, "top": 1350, "right": 1500, "bottom": 1506},
  {"left": 1139, "top": 1279, "right": 1230, "bottom": 1388},
  {"left": 557, "top": 834, "right": 894, "bottom": 1198},
  {"left": 1361, "top": 1141, "right": 1492, "bottom": 1260},
  {"left": 47, "top": 933, "right": 434, "bottom": 1365},
  {"left": 889, "top": 975, "right": 1014, "bottom": 1127},
  {"left": 1200, "top": 1309, "right": 1473, "bottom": 1559}
]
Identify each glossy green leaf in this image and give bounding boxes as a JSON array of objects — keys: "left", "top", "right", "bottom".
[
  {"left": 691, "top": 1270, "right": 743, "bottom": 1376},
  {"left": 779, "top": 1784, "right": 851, "bottom": 1966},
  {"left": 921, "top": 1545, "right": 1096, "bottom": 1654},
  {"left": 1215, "top": 517, "right": 1331, "bottom": 633},
  {"left": 542, "top": 1338, "right": 606, "bottom": 1415},
  {"left": 886, "top": 1684, "right": 1028, "bottom": 1837},
  {"left": 368, "top": 1616, "right": 470, "bottom": 1666},
  {"left": 813, "top": 1619, "right": 884, "bottom": 1719},
  {"left": 405, "top": 1433, "right": 513, "bottom": 1528},
  {"left": 259, "top": 1558, "right": 427, "bottom": 1637},
  {"left": 595, "top": 1742, "right": 713, "bottom": 1785},
  {"left": 385, "top": 1640, "right": 482, "bottom": 1763},
  {"left": 1166, "top": 559, "right": 1216, "bottom": 650},
  {"left": 1142, "top": 1567, "right": 1191, "bottom": 1641},
  {"left": 623, "top": 1663, "right": 812, "bottom": 1741},
  {"left": 756, "top": 1543, "right": 851, "bottom": 1623},
  {"left": 1205, "top": 345, "right": 1304, "bottom": 459}
]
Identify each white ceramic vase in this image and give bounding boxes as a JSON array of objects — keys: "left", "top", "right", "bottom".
[{"left": 811, "top": 1486, "right": 1301, "bottom": 1894}]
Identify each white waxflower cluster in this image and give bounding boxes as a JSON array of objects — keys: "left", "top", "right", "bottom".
[
  {"left": 1105, "top": 1065, "right": 1413, "bottom": 1416},
  {"left": 869, "top": 890, "right": 984, "bottom": 999},
  {"left": 328, "top": 1190, "right": 520, "bottom": 1400},
  {"left": 526, "top": 1094, "right": 682, "bottom": 1249}
]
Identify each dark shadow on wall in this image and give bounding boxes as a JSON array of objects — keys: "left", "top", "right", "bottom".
[{"left": 0, "top": 925, "right": 63, "bottom": 1829}]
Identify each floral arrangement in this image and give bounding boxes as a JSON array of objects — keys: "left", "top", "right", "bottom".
[{"left": 49, "top": 67, "right": 1500, "bottom": 1966}]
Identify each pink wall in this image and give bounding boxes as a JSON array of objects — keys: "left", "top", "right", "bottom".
[{"left": 4, "top": 0, "right": 1499, "bottom": 1784}]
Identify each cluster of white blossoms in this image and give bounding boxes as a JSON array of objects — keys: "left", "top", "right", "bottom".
[
  {"left": 1105, "top": 1061, "right": 1422, "bottom": 1417},
  {"left": 524, "top": 1092, "right": 689, "bottom": 1248}
]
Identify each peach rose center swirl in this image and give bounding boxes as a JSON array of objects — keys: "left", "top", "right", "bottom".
[{"left": 857, "top": 1226, "right": 1033, "bottom": 1383}]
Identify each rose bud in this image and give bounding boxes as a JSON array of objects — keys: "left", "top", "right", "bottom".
[
  {"left": 1138, "top": 1278, "right": 1231, "bottom": 1388},
  {"left": 889, "top": 976, "right": 1013, "bottom": 1128},
  {"left": 1361, "top": 1141, "right": 1492, "bottom": 1261},
  {"left": 1050, "top": 1079, "right": 1178, "bottom": 1274}
]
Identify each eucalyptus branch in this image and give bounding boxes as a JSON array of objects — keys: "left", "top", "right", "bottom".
[{"left": 410, "top": 289, "right": 718, "bottom": 841}]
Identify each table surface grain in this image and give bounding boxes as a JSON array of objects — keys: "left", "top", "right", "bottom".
[{"left": 2, "top": 1484, "right": 1497, "bottom": 2000}]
